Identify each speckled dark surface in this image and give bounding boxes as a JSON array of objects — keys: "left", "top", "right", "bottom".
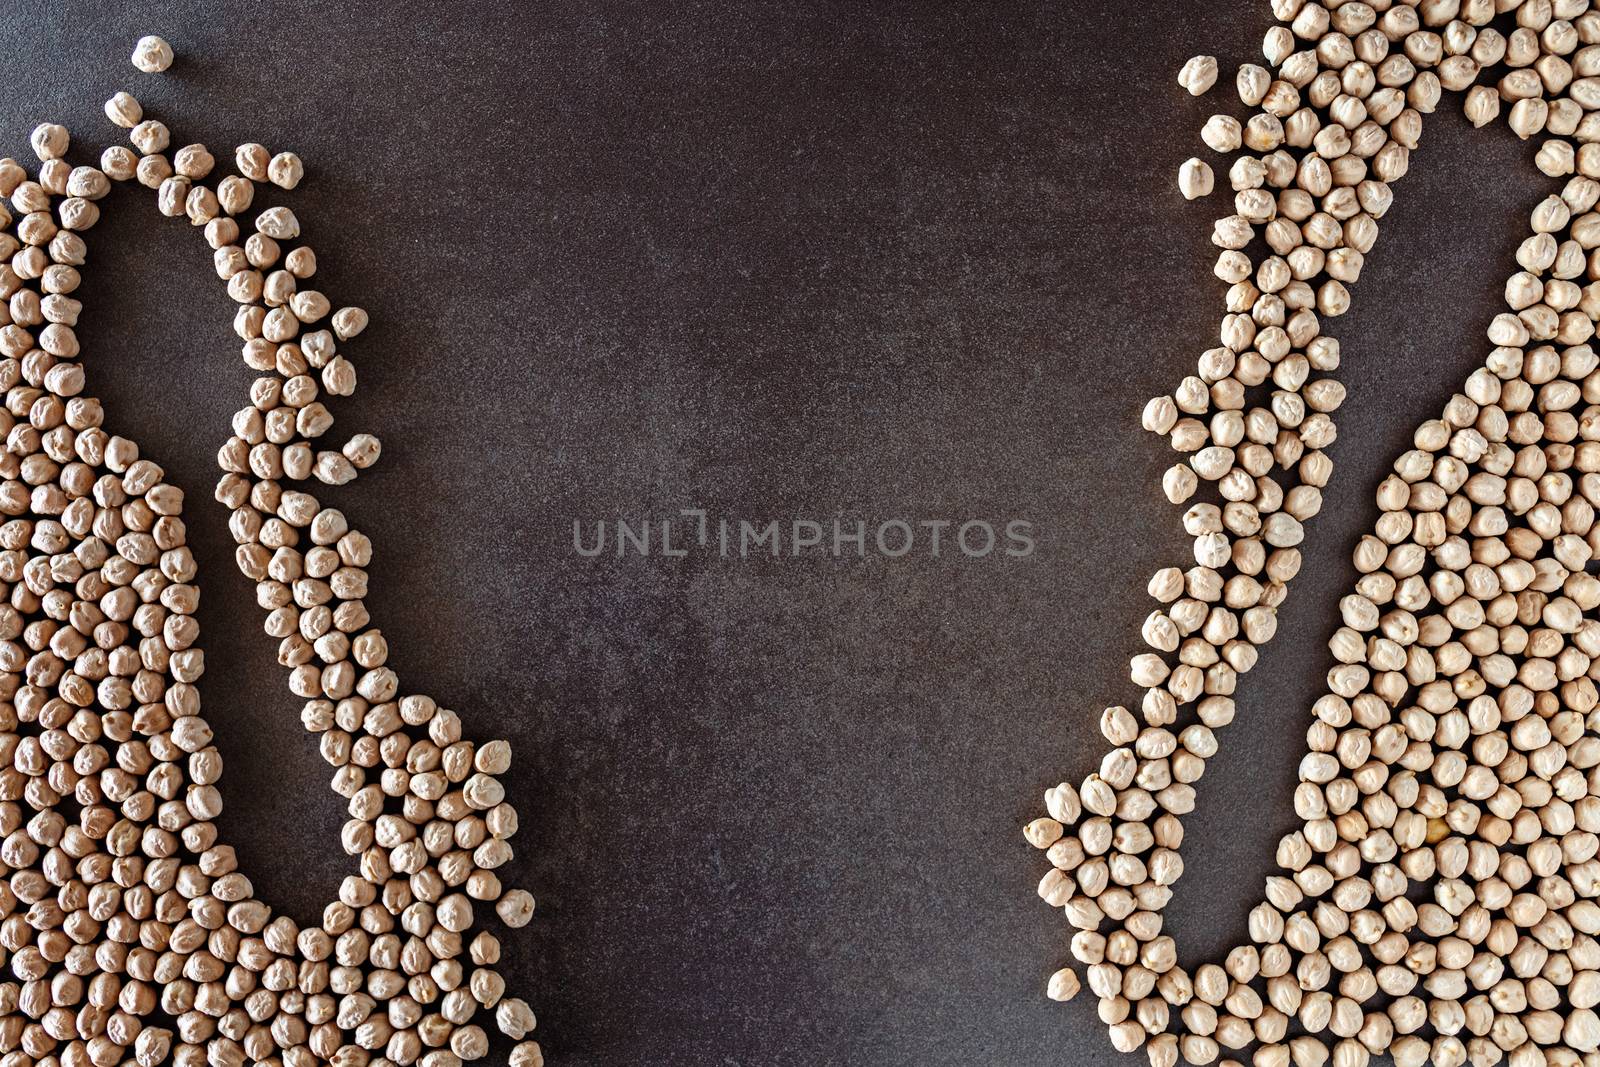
[{"left": 0, "top": 2, "right": 1550, "bottom": 1064}]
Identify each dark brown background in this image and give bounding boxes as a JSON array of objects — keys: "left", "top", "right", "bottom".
[{"left": 0, "top": 2, "right": 1541, "bottom": 1064}]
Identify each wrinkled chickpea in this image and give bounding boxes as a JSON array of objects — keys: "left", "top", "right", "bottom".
[
  {"left": 1178, "top": 158, "right": 1214, "bottom": 201},
  {"left": 1178, "top": 55, "right": 1218, "bottom": 96},
  {"left": 104, "top": 91, "right": 143, "bottom": 129},
  {"left": 131, "top": 34, "right": 174, "bottom": 73},
  {"left": 268, "top": 151, "right": 304, "bottom": 190}
]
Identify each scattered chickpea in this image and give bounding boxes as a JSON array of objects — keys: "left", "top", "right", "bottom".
[
  {"left": 510, "top": 1042, "right": 546, "bottom": 1067},
  {"left": 333, "top": 305, "right": 370, "bottom": 340},
  {"left": 235, "top": 142, "right": 271, "bottom": 181},
  {"left": 1047, "top": 968, "right": 1080, "bottom": 1002},
  {"left": 1199, "top": 114, "right": 1241, "bottom": 153},
  {"left": 131, "top": 33, "right": 174, "bottom": 73},
  {"left": 269, "top": 150, "right": 305, "bottom": 190},
  {"left": 173, "top": 142, "right": 215, "bottom": 179},
  {"left": 29, "top": 122, "right": 68, "bottom": 161},
  {"left": 1178, "top": 55, "right": 1218, "bottom": 97},
  {"left": 100, "top": 94, "right": 143, "bottom": 136},
  {"left": 1177, "top": 158, "right": 1213, "bottom": 201},
  {"left": 129, "top": 118, "right": 170, "bottom": 155}
]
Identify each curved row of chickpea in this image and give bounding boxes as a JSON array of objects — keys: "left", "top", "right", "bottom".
[
  {"left": 1031, "top": 3, "right": 1600, "bottom": 1067},
  {"left": 0, "top": 38, "right": 543, "bottom": 1067}
]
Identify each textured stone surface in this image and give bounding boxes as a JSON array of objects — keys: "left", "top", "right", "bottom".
[{"left": 0, "top": 1, "right": 1543, "bottom": 1063}]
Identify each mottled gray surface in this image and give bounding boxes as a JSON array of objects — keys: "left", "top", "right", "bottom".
[{"left": 0, "top": 2, "right": 1545, "bottom": 1064}]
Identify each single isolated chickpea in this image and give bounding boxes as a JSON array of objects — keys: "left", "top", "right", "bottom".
[
  {"left": 1178, "top": 158, "right": 1214, "bottom": 201},
  {"left": 1178, "top": 54, "right": 1218, "bottom": 96},
  {"left": 131, "top": 34, "right": 174, "bottom": 73}
]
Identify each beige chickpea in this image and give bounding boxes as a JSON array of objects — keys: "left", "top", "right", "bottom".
[
  {"left": 216, "top": 175, "right": 254, "bottom": 216},
  {"left": 1201, "top": 115, "right": 1243, "bottom": 153},
  {"left": 1180, "top": 158, "right": 1216, "bottom": 201},
  {"left": 286, "top": 246, "right": 318, "bottom": 278},
  {"left": 29, "top": 123, "right": 68, "bottom": 161},
  {"left": 100, "top": 145, "right": 138, "bottom": 182},
  {"left": 129, "top": 119, "right": 170, "bottom": 155},
  {"left": 510, "top": 1043, "right": 545, "bottom": 1067},
  {"left": 234, "top": 143, "right": 270, "bottom": 181},
  {"left": 255, "top": 205, "right": 300, "bottom": 240},
  {"left": 332, "top": 306, "right": 370, "bottom": 340},
  {"left": 268, "top": 151, "right": 304, "bottom": 190},
  {"left": 131, "top": 34, "right": 174, "bottom": 72},
  {"left": 496, "top": 889, "right": 536, "bottom": 929},
  {"left": 1180, "top": 55, "right": 1219, "bottom": 96},
  {"left": 104, "top": 91, "right": 143, "bottom": 129}
]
